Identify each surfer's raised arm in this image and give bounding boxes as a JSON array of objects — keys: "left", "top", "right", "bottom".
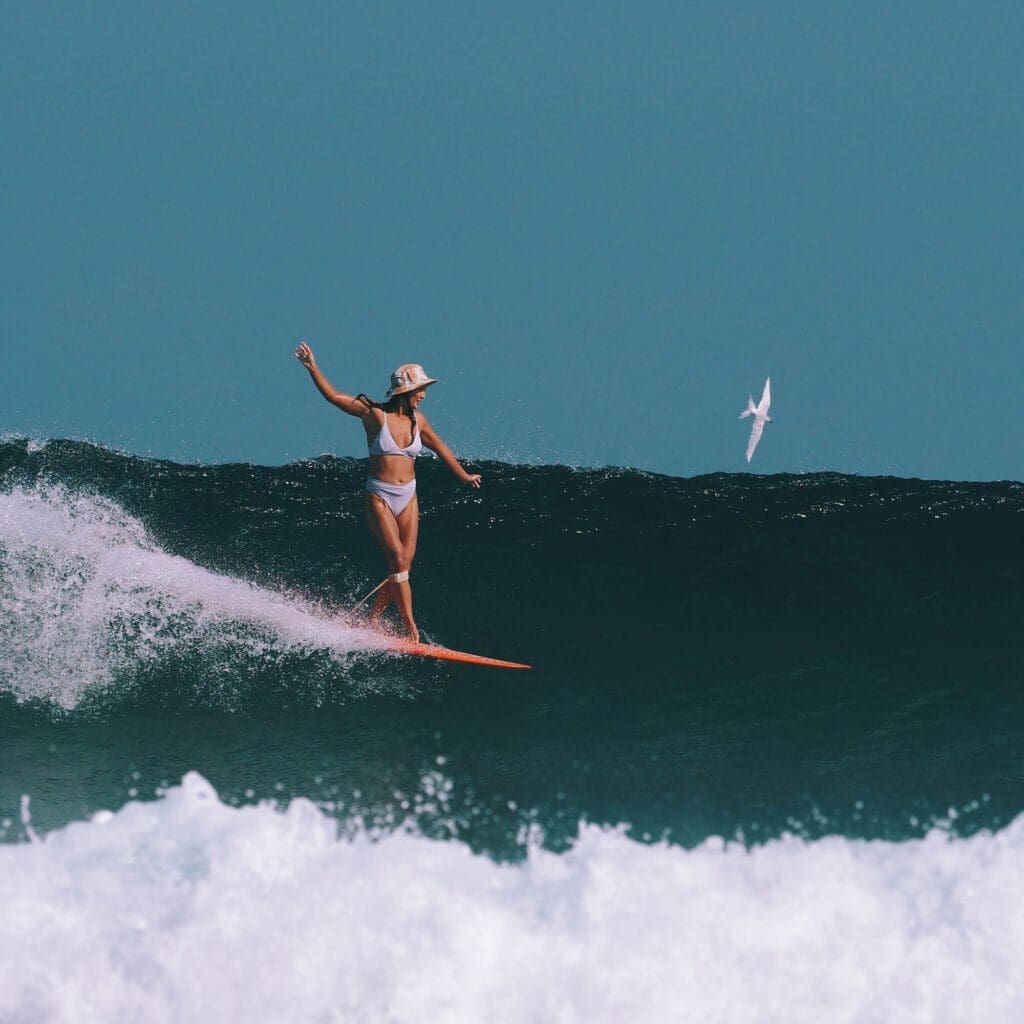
[
  {"left": 294, "top": 342, "right": 372, "bottom": 419},
  {"left": 418, "top": 414, "right": 481, "bottom": 488}
]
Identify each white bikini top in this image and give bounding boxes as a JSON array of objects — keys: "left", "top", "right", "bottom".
[{"left": 367, "top": 412, "right": 423, "bottom": 459}]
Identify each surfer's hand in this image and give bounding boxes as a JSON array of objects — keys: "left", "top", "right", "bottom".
[
  {"left": 294, "top": 341, "right": 316, "bottom": 368},
  {"left": 463, "top": 474, "right": 482, "bottom": 488}
]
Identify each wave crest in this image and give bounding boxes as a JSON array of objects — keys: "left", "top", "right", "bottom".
[{"left": 2, "top": 772, "right": 1023, "bottom": 1022}]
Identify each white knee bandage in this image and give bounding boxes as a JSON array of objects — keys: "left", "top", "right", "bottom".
[{"left": 391, "top": 570, "right": 409, "bottom": 584}]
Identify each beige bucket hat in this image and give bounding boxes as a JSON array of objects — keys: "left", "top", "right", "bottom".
[{"left": 386, "top": 363, "right": 439, "bottom": 397}]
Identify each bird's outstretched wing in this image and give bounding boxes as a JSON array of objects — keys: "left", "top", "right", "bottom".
[
  {"left": 756, "top": 377, "right": 771, "bottom": 416},
  {"left": 746, "top": 418, "right": 766, "bottom": 463}
]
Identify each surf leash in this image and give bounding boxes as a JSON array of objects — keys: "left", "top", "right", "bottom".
[
  {"left": 352, "top": 570, "right": 409, "bottom": 612},
  {"left": 352, "top": 576, "right": 390, "bottom": 612}
]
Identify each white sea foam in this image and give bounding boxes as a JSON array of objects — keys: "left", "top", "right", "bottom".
[
  {"left": 1, "top": 773, "right": 1022, "bottom": 1023},
  {"left": 0, "top": 484, "right": 390, "bottom": 707}
]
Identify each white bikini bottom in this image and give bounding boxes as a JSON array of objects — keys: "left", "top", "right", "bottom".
[{"left": 365, "top": 477, "right": 416, "bottom": 517}]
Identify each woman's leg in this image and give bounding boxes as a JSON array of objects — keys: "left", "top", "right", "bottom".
[{"left": 364, "top": 491, "right": 420, "bottom": 641}]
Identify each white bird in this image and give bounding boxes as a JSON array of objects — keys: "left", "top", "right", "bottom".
[{"left": 739, "top": 377, "right": 771, "bottom": 463}]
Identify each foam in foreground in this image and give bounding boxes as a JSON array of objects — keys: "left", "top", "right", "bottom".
[{"left": 1, "top": 772, "right": 1022, "bottom": 1023}]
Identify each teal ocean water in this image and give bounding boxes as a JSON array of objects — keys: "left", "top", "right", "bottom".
[{"left": 2, "top": 438, "right": 1023, "bottom": 1020}]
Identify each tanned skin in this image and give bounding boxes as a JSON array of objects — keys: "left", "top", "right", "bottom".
[{"left": 294, "top": 341, "right": 480, "bottom": 641}]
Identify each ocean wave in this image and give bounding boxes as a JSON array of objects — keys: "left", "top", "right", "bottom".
[
  {"left": 1, "top": 772, "right": 1022, "bottom": 1023},
  {"left": 3, "top": 439, "right": 1023, "bottom": 850}
]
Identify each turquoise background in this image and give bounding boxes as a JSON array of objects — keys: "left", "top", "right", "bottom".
[{"left": 3, "top": 2, "right": 1022, "bottom": 479}]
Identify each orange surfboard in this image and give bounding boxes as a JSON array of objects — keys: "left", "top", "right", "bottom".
[{"left": 384, "top": 637, "right": 531, "bottom": 670}]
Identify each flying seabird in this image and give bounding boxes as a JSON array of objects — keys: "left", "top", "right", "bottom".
[{"left": 739, "top": 377, "right": 771, "bottom": 463}]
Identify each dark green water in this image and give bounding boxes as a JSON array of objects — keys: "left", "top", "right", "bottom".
[{"left": 2, "top": 439, "right": 1023, "bottom": 853}]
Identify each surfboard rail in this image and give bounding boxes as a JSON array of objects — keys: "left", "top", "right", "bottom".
[{"left": 383, "top": 637, "right": 531, "bottom": 670}]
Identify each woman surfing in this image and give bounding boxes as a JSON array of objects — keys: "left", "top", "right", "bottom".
[{"left": 294, "top": 342, "right": 480, "bottom": 642}]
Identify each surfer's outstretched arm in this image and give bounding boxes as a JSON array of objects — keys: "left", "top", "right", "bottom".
[
  {"left": 294, "top": 342, "right": 373, "bottom": 419},
  {"left": 418, "top": 414, "right": 481, "bottom": 488}
]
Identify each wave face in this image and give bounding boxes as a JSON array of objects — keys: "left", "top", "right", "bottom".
[{"left": 2, "top": 437, "right": 1023, "bottom": 854}]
